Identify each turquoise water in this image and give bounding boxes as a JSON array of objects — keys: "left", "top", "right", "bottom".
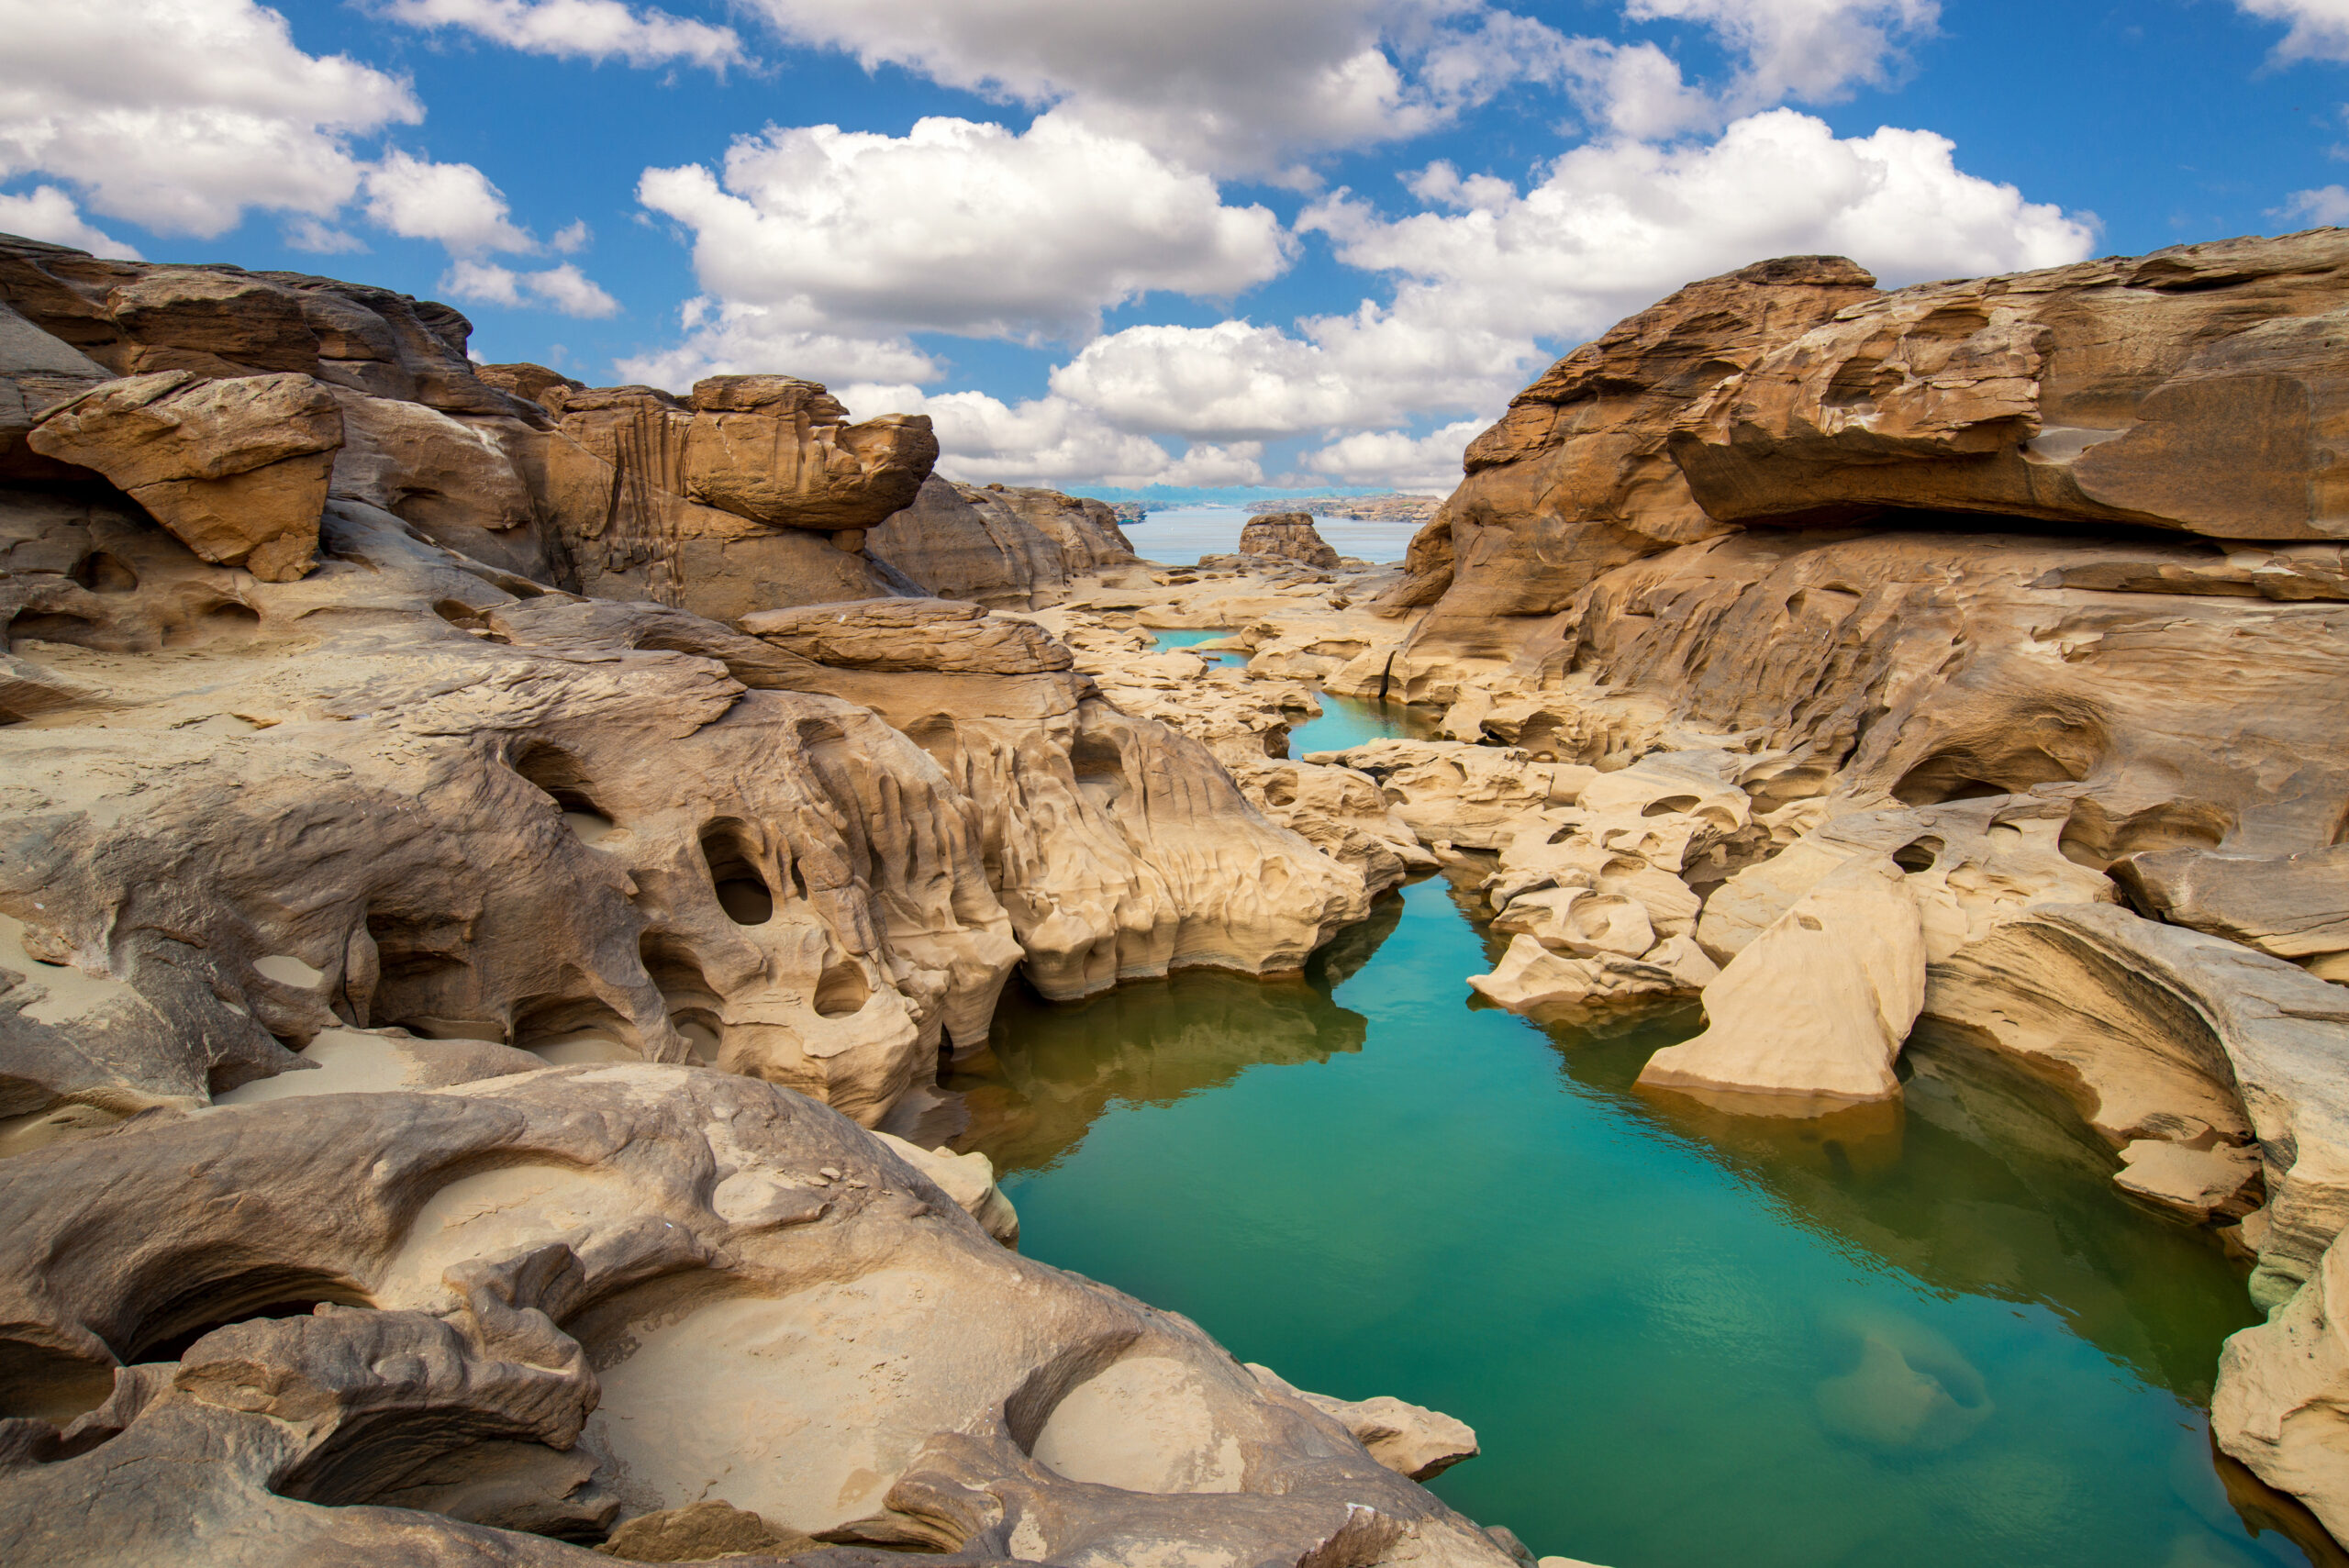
[
  {"left": 1145, "top": 630, "right": 1439, "bottom": 753},
  {"left": 952, "top": 684, "right": 2315, "bottom": 1568}
]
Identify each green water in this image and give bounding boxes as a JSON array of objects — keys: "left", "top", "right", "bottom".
[{"left": 954, "top": 684, "right": 2312, "bottom": 1568}]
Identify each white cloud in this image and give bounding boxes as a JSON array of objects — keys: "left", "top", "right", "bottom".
[
  {"left": 1302, "top": 109, "right": 2095, "bottom": 345},
  {"left": 2281, "top": 183, "right": 2349, "bottom": 224},
  {"left": 1299, "top": 417, "right": 1486, "bottom": 490},
  {"left": 365, "top": 149, "right": 537, "bottom": 254},
  {"left": 380, "top": 0, "right": 745, "bottom": 68},
  {"left": 2240, "top": 0, "right": 2349, "bottom": 61},
  {"left": 441, "top": 258, "right": 623, "bottom": 317},
  {"left": 614, "top": 298, "right": 943, "bottom": 390},
  {"left": 0, "top": 0, "right": 418, "bottom": 236},
  {"left": 740, "top": 0, "right": 1578, "bottom": 175},
  {"left": 1049, "top": 306, "right": 1541, "bottom": 439},
  {"left": 550, "top": 218, "right": 592, "bottom": 253},
  {"left": 1625, "top": 0, "right": 1938, "bottom": 110},
  {"left": 0, "top": 184, "right": 142, "bottom": 259},
  {"left": 841, "top": 383, "right": 1265, "bottom": 488},
  {"left": 639, "top": 112, "right": 1292, "bottom": 340},
  {"left": 284, "top": 216, "right": 368, "bottom": 253}
]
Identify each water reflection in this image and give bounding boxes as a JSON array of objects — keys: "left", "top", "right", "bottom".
[{"left": 951, "top": 840, "right": 2299, "bottom": 1563}]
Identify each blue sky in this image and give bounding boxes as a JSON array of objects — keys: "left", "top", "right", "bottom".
[{"left": 5, "top": 0, "right": 2347, "bottom": 495}]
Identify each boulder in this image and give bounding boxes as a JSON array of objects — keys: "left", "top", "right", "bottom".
[
  {"left": 1672, "top": 229, "right": 2349, "bottom": 540},
  {"left": 680, "top": 375, "right": 937, "bottom": 531},
  {"left": 1246, "top": 1364, "right": 1479, "bottom": 1482},
  {"left": 1241, "top": 512, "right": 1341, "bottom": 569},
  {"left": 596, "top": 1499, "right": 815, "bottom": 1562},
  {"left": 1637, "top": 854, "right": 1926, "bottom": 1106},
  {"left": 27, "top": 371, "right": 341, "bottom": 581}
]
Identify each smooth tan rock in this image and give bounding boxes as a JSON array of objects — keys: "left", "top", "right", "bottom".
[
  {"left": 680, "top": 374, "right": 936, "bottom": 531},
  {"left": 872, "top": 1130, "right": 1019, "bottom": 1246},
  {"left": 2114, "top": 1139, "right": 2262, "bottom": 1220},
  {"left": 2119, "top": 844, "right": 2349, "bottom": 973},
  {"left": 962, "top": 483, "right": 1136, "bottom": 573},
  {"left": 28, "top": 371, "right": 341, "bottom": 580},
  {"left": 1639, "top": 854, "right": 1925, "bottom": 1106}
]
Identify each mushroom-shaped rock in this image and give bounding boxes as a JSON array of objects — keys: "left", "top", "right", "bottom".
[
  {"left": 1638, "top": 853, "right": 1926, "bottom": 1106},
  {"left": 679, "top": 374, "right": 938, "bottom": 532},
  {"left": 27, "top": 370, "right": 341, "bottom": 581}
]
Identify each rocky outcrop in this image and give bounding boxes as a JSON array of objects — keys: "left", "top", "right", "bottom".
[
  {"left": 0, "top": 1062, "right": 1516, "bottom": 1568},
  {"left": 1240, "top": 512, "right": 1341, "bottom": 569},
  {"left": 1382, "top": 255, "right": 1878, "bottom": 657},
  {"left": 961, "top": 483, "right": 1137, "bottom": 573},
  {"left": 865, "top": 474, "right": 1069, "bottom": 608},
  {"left": 28, "top": 370, "right": 342, "bottom": 581},
  {"left": 1671, "top": 230, "right": 2349, "bottom": 540}
]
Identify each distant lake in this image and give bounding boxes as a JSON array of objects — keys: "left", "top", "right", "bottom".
[{"left": 1118, "top": 505, "right": 1429, "bottom": 565}]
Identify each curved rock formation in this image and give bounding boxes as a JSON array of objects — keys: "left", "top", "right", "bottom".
[{"left": 0, "top": 1062, "right": 1517, "bottom": 1568}]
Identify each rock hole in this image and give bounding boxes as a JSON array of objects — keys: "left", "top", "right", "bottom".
[
  {"left": 814, "top": 960, "right": 870, "bottom": 1019},
  {"left": 6, "top": 611, "right": 98, "bottom": 651},
  {"left": 700, "top": 822, "right": 774, "bottom": 926},
  {"left": 1070, "top": 732, "right": 1124, "bottom": 779},
  {"left": 1795, "top": 913, "right": 1825, "bottom": 932},
  {"left": 512, "top": 996, "right": 640, "bottom": 1063},
  {"left": 1641, "top": 795, "right": 1702, "bottom": 817},
  {"left": 69, "top": 551, "right": 139, "bottom": 595},
  {"left": 1891, "top": 837, "right": 1943, "bottom": 874},
  {"left": 671, "top": 1014, "right": 722, "bottom": 1063},
  {"left": 253, "top": 953, "right": 326, "bottom": 988},
  {"left": 195, "top": 602, "right": 261, "bottom": 642},
  {"left": 431, "top": 598, "right": 486, "bottom": 629}
]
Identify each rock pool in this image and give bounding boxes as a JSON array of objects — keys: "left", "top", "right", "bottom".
[{"left": 949, "top": 689, "right": 2315, "bottom": 1568}]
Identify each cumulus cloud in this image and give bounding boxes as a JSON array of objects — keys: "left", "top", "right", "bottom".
[
  {"left": 1303, "top": 109, "right": 2095, "bottom": 344},
  {"left": 380, "top": 0, "right": 745, "bottom": 69},
  {"left": 0, "top": 184, "right": 142, "bottom": 259},
  {"left": 441, "top": 259, "right": 622, "bottom": 317},
  {"left": 2239, "top": 0, "right": 2349, "bottom": 61},
  {"left": 551, "top": 218, "right": 592, "bottom": 253},
  {"left": 365, "top": 149, "right": 538, "bottom": 254},
  {"left": 614, "top": 298, "right": 943, "bottom": 389},
  {"left": 1625, "top": 0, "right": 1937, "bottom": 110},
  {"left": 639, "top": 112, "right": 1292, "bottom": 341},
  {"left": 1050, "top": 307, "right": 1540, "bottom": 440},
  {"left": 0, "top": 0, "right": 420, "bottom": 236},
  {"left": 2281, "top": 183, "right": 2349, "bottom": 224},
  {"left": 836, "top": 382, "right": 1266, "bottom": 488},
  {"left": 741, "top": 0, "right": 1580, "bottom": 174},
  {"left": 1298, "top": 417, "right": 1489, "bottom": 490}
]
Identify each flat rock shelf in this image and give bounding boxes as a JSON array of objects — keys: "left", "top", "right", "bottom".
[{"left": 945, "top": 691, "right": 2309, "bottom": 1568}]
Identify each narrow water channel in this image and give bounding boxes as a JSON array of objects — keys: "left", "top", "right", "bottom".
[{"left": 955, "top": 653, "right": 2308, "bottom": 1566}]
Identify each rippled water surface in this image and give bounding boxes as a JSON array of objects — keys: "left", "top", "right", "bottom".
[{"left": 952, "top": 688, "right": 2318, "bottom": 1568}]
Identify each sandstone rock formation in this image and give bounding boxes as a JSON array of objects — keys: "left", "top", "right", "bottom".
[
  {"left": 1380, "top": 256, "right": 1877, "bottom": 656},
  {"left": 865, "top": 475, "right": 1070, "bottom": 608},
  {"left": 28, "top": 369, "right": 342, "bottom": 581},
  {"left": 1637, "top": 854, "right": 1926, "bottom": 1106},
  {"left": 1240, "top": 512, "right": 1341, "bottom": 569},
  {"left": 0, "top": 1063, "right": 1518, "bottom": 1568},
  {"left": 1670, "top": 230, "right": 2349, "bottom": 540},
  {"left": 0, "top": 233, "right": 1515, "bottom": 1568}
]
